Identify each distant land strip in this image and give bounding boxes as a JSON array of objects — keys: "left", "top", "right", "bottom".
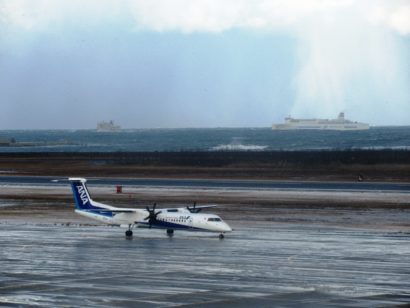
[{"left": 0, "top": 150, "right": 409, "bottom": 182}]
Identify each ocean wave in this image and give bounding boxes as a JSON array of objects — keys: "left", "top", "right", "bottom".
[
  {"left": 2, "top": 127, "right": 410, "bottom": 153},
  {"left": 210, "top": 144, "right": 268, "bottom": 151},
  {"left": 352, "top": 145, "right": 410, "bottom": 150}
]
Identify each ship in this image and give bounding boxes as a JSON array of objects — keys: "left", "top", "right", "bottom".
[
  {"left": 96, "top": 120, "right": 121, "bottom": 132},
  {"left": 272, "top": 112, "right": 369, "bottom": 131}
]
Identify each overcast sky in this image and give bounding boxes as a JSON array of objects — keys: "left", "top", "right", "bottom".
[{"left": 1, "top": 0, "right": 409, "bottom": 129}]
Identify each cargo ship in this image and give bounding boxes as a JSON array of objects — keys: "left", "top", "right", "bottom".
[
  {"left": 96, "top": 120, "right": 121, "bottom": 132},
  {"left": 272, "top": 112, "right": 369, "bottom": 131}
]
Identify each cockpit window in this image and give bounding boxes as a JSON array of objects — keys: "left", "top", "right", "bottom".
[{"left": 208, "top": 217, "right": 221, "bottom": 222}]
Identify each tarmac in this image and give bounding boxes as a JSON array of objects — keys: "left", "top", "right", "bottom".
[
  {"left": 0, "top": 178, "right": 410, "bottom": 307},
  {"left": 0, "top": 221, "right": 409, "bottom": 307}
]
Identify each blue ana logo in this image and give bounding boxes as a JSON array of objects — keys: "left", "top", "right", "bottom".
[{"left": 77, "top": 185, "right": 89, "bottom": 205}]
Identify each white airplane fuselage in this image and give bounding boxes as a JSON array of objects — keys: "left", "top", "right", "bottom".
[
  {"left": 69, "top": 178, "right": 232, "bottom": 236},
  {"left": 75, "top": 207, "right": 231, "bottom": 233}
]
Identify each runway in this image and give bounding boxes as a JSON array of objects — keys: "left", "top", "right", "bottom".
[
  {"left": 1, "top": 175, "right": 409, "bottom": 306},
  {"left": 1, "top": 175, "right": 410, "bottom": 192},
  {"left": 0, "top": 222, "right": 409, "bottom": 307}
]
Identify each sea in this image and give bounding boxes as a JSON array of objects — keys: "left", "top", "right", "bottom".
[{"left": 0, "top": 127, "right": 409, "bottom": 153}]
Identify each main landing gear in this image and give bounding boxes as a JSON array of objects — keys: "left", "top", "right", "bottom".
[
  {"left": 219, "top": 233, "right": 225, "bottom": 240},
  {"left": 125, "top": 224, "right": 133, "bottom": 238},
  {"left": 166, "top": 229, "right": 174, "bottom": 237}
]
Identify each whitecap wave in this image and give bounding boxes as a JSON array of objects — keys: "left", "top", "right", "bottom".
[{"left": 210, "top": 144, "right": 268, "bottom": 151}]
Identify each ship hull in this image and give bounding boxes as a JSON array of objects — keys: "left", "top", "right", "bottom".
[
  {"left": 272, "top": 113, "right": 369, "bottom": 131},
  {"left": 272, "top": 123, "right": 369, "bottom": 131},
  {"left": 96, "top": 120, "right": 121, "bottom": 132}
]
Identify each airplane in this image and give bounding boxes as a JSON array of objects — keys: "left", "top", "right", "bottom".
[{"left": 69, "top": 178, "right": 232, "bottom": 239}]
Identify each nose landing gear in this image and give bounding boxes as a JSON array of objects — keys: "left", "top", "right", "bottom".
[{"left": 219, "top": 233, "right": 224, "bottom": 240}]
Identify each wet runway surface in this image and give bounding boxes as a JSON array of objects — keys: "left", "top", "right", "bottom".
[
  {"left": 1, "top": 223, "right": 409, "bottom": 307},
  {"left": 1, "top": 175, "right": 410, "bottom": 193}
]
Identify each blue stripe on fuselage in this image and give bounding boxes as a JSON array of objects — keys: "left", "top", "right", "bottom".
[
  {"left": 139, "top": 220, "right": 205, "bottom": 231},
  {"left": 79, "top": 209, "right": 114, "bottom": 218}
]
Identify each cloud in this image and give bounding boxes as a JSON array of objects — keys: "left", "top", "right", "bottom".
[
  {"left": 2, "top": 0, "right": 409, "bottom": 36},
  {"left": 128, "top": 0, "right": 410, "bottom": 37},
  {"left": 291, "top": 8, "right": 408, "bottom": 119},
  {"left": 367, "top": 0, "right": 410, "bottom": 35},
  {"left": 1, "top": 0, "right": 409, "bottom": 126},
  {"left": 128, "top": 0, "right": 357, "bottom": 33},
  {"left": 0, "top": 0, "right": 123, "bottom": 31}
]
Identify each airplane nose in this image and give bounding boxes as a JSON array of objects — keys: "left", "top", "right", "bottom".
[{"left": 223, "top": 223, "right": 232, "bottom": 232}]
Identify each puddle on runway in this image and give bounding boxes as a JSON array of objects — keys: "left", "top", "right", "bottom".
[{"left": 0, "top": 223, "right": 409, "bottom": 307}]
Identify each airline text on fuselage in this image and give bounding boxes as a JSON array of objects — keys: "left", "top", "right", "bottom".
[{"left": 77, "top": 185, "right": 89, "bottom": 205}]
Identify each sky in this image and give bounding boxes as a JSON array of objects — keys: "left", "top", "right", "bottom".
[{"left": 0, "top": 0, "right": 409, "bottom": 129}]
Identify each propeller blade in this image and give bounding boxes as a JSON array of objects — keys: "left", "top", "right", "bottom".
[
  {"left": 154, "top": 211, "right": 162, "bottom": 217},
  {"left": 187, "top": 202, "right": 197, "bottom": 212},
  {"left": 144, "top": 204, "right": 160, "bottom": 226}
]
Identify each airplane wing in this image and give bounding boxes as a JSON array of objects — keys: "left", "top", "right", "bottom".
[{"left": 186, "top": 204, "right": 217, "bottom": 213}]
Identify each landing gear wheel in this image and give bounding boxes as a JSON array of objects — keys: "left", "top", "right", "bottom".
[
  {"left": 219, "top": 233, "right": 224, "bottom": 240},
  {"left": 166, "top": 229, "right": 174, "bottom": 237},
  {"left": 125, "top": 230, "right": 133, "bottom": 237}
]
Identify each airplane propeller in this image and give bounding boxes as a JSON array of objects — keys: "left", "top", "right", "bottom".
[
  {"left": 144, "top": 203, "right": 162, "bottom": 228},
  {"left": 187, "top": 202, "right": 200, "bottom": 213}
]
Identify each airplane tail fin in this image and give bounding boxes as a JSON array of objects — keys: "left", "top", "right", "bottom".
[{"left": 69, "top": 178, "right": 101, "bottom": 210}]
